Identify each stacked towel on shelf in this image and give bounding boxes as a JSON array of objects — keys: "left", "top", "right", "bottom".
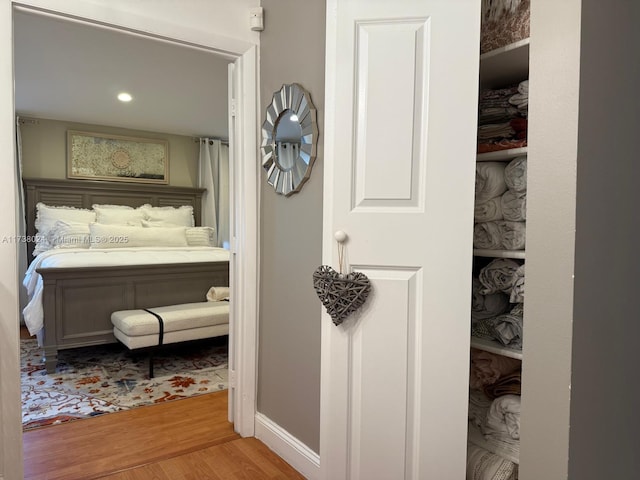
[
  {"left": 474, "top": 220, "right": 525, "bottom": 250},
  {"left": 469, "top": 348, "right": 521, "bottom": 390},
  {"left": 509, "top": 265, "right": 525, "bottom": 303},
  {"left": 474, "top": 196, "right": 504, "bottom": 222},
  {"left": 478, "top": 258, "right": 522, "bottom": 295},
  {"left": 498, "top": 220, "right": 526, "bottom": 250},
  {"left": 466, "top": 443, "right": 518, "bottom": 480},
  {"left": 475, "top": 162, "right": 508, "bottom": 203},
  {"left": 491, "top": 304, "right": 524, "bottom": 349},
  {"left": 501, "top": 190, "right": 526, "bottom": 222},
  {"left": 474, "top": 156, "right": 527, "bottom": 251},
  {"left": 504, "top": 156, "right": 527, "bottom": 192},
  {"left": 468, "top": 350, "right": 522, "bottom": 470},
  {"left": 469, "top": 394, "right": 521, "bottom": 463},
  {"left": 471, "top": 278, "right": 510, "bottom": 322},
  {"left": 477, "top": 80, "right": 529, "bottom": 154},
  {"left": 484, "top": 370, "right": 522, "bottom": 399},
  {"left": 472, "top": 303, "right": 524, "bottom": 350},
  {"left": 474, "top": 222, "right": 503, "bottom": 250}
]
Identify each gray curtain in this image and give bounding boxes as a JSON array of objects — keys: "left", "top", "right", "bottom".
[{"left": 197, "top": 138, "right": 230, "bottom": 248}]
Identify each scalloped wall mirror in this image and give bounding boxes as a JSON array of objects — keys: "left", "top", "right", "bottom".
[{"left": 261, "top": 83, "right": 318, "bottom": 196}]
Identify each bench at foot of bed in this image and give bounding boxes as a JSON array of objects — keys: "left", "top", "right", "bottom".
[{"left": 111, "top": 301, "right": 229, "bottom": 378}]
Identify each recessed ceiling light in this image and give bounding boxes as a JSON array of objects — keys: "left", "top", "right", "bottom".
[
  {"left": 117, "top": 92, "right": 133, "bottom": 102},
  {"left": 289, "top": 114, "right": 299, "bottom": 122}
]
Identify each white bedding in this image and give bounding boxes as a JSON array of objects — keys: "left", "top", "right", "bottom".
[{"left": 23, "top": 246, "right": 230, "bottom": 339}]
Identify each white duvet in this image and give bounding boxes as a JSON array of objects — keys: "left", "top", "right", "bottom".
[{"left": 23, "top": 247, "right": 230, "bottom": 339}]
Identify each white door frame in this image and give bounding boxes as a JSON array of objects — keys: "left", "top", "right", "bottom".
[{"left": 0, "top": 4, "right": 259, "bottom": 477}]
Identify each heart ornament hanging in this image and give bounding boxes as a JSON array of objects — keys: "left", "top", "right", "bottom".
[{"left": 313, "top": 265, "right": 371, "bottom": 326}]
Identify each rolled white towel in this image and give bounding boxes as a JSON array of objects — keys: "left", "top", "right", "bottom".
[
  {"left": 490, "top": 307, "right": 523, "bottom": 349},
  {"left": 484, "top": 394, "right": 521, "bottom": 441},
  {"left": 500, "top": 190, "right": 526, "bottom": 222},
  {"left": 474, "top": 197, "right": 504, "bottom": 222},
  {"left": 471, "top": 278, "right": 510, "bottom": 322},
  {"left": 466, "top": 438, "right": 519, "bottom": 480},
  {"left": 518, "top": 79, "right": 529, "bottom": 95},
  {"left": 510, "top": 265, "right": 525, "bottom": 303},
  {"left": 504, "top": 156, "right": 527, "bottom": 193},
  {"left": 475, "top": 162, "right": 507, "bottom": 204},
  {"left": 478, "top": 258, "right": 521, "bottom": 295},
  {"left": 498, "top": 221, "right": 526, "bottom": 250},
  {"left": 206, "top": 285, "right": 229, "bottom": 302},
  {"left": 473, "top": 221, "right": 503, "bottom": 250}
]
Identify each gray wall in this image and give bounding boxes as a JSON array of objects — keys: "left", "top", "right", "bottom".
[
  {"left": 258, "top": 0, "right": 325, "bottom": 453},
  {"left": 19, "top": 118, "right": 199, "bottom": 187},
  {"left": 569, "top": 1, "right": 640, "bottom": 478}
]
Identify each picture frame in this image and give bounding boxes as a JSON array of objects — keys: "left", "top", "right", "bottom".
[{"left": 67, "top": 130, "right": 169, "bottom": 184}]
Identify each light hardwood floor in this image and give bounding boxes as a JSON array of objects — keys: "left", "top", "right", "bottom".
[{"left": 22, "top": 391, "right": 305, "bottom": 480}]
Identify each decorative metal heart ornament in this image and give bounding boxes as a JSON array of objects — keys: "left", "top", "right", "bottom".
[{"left": 312, "top": 265, "right": 371, "bottom": 326}]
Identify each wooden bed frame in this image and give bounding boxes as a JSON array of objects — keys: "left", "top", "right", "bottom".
[{"left": 23, "top": 178, "right": 229, "bottom": 373}]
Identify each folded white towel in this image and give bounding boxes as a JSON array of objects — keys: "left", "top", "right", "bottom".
[
  {"left": 475, "top": 162, "right": 507, "bottom": 204},
  {"left": 504, "top": 156, "right": 527, "bottom": 193},
  {"left": 474, "top": 197, "right": 504, "bottom": 222},
  {"left": 206, "top": 286, "right": 229, "bottom": 302},
  {"left": 500, "top": 190, "right": 526, "bottom": 222}
]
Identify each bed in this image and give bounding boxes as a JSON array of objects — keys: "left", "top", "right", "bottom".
[{"left": 23, "top": 178, "right": 230, "bottom": 373}]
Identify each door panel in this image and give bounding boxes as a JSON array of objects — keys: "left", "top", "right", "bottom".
[{"left": 321, "top": 1, "right": 480, "bottom": 479}]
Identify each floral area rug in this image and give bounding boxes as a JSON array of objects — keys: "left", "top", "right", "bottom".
[{"left": 21, "top": 336, "right": 228, "bottom": 431}]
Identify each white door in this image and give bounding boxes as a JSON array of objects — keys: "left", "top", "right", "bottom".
[{"left": 320, "top": 1, "right": 480, "bottom": 479}]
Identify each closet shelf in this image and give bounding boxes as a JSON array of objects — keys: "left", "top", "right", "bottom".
[
  {"left": 480, "top": 38, "right": 530, "bottom": 90},
  {"left": 476, "top": 147, "right": 527, "bottom": 162},
  {"left": 471, "top": 336, "right": 523, "bottom": 360},
  {"left": 473, "top": 249, "right": 525, "bottom": 259}
]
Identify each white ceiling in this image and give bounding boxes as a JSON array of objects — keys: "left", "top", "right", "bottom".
[{"left": 13, "top": 10, "right": 231, "bottom": 139}]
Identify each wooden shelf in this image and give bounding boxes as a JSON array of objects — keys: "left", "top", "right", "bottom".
[
  {"left": 480, "top": 38, "right": 530, "bottom": 89},
  {"left": 471, "top": 336, "right": 523, "bottom": 360},
  {"left": 473, "top": 249, "right": 525, "bottom": 259},
  {"left": 476, "top": 147, "right": 527, "bottom": 162}
]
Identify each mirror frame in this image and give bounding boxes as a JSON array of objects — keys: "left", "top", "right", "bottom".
[{"left": 261, "top": 83, "right": 318, "bottom": 196}]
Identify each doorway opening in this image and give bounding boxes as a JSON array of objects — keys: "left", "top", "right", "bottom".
[{"left": 7, "top": 4, "right": 259, "bottom": 476}]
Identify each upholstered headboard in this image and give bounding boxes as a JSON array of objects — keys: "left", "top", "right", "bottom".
[{"left": 23, "top": 178, "right": 206, "bottom": 260}]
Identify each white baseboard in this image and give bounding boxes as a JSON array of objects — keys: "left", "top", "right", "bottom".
[{"left": 254, "top": 413, "right": 320, "bottom": 480}]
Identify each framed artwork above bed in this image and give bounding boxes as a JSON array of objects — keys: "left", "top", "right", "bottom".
[{"left": 67, "top": 130, "right": 169, "bottom": 184}]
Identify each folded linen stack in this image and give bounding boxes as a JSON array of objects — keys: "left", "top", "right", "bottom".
[
  {"left": 468, "top": 349, "right": 522, "bottom": 473},
  {"left": 477, "top": 80, "right": 529, "bottom": 154},
  {"left": 471, "top": 259, "right": 525, "bottom": 349},
  {"left": 469, "top": 348, "right": 521, "bottom": 390}
]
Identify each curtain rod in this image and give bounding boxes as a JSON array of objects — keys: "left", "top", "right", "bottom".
[{"left": 194, "top": 137, "right": 229, "bottom": 145}]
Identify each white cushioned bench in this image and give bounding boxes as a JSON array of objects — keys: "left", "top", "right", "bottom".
[{"left": 111, "top": 301, "right": 229, "bottom": 377}]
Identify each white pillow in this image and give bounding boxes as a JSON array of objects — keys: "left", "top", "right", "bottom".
[
  {"left": 89, "top": 223, "right": 188, "bottom": 249},
  {"left": 34, "top": 203, "right": 96, "bottom": 255},
  {"left": 93, "top": 204, "right": 150, "bottom": 225},
  {"left": 140, "top": 220, "right": 215, "bottom": 247},
  {"left": 140, "top": 205, "right": 195, "bottom": 227},
  {"left": 48, "top": 220, "right": 91, "bottom": 249}
]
